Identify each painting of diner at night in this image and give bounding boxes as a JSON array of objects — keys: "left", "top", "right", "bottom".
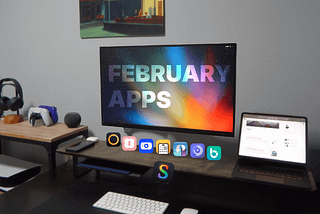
[{"left": 80, "top": 0, "right": 165, "bottom": 38}]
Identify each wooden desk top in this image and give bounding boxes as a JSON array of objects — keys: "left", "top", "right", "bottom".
[
  {"left": 57, "top": 141, "right": 235, "bottom": 179},
  {"left": 0, "top": 120, "right": 88, "bottom": 143}
]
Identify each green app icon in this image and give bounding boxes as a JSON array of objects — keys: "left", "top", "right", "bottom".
[{"left": 207, "top": 146, "right": 221, "bottom": 160}]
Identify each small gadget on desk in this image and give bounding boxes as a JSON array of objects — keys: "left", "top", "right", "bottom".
[
  {"left": 65, "top": 137, "right": 98, "bottom": 152},
  {"left": 39, "top": 105, "right": 58, "bottom": 123},
  {"left": 180, "top": 208, "right": 199, "bottom": 214},
  {"left": 64, "top": 112, "right": 81, "bottom": 128},
  {"left": 28, "top": 107, "right": 55, "bottom": 127},
  {"left": 87, "top": 137, "right": 99, "bottom": 142},
  {"left": 3, "top": 114, "right": 24, "bottom": 124}
]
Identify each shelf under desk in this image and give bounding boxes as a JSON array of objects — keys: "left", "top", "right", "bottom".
[
  {"left": 57, "top": 140, "right": 317, "bottom": 191},
  {"left": 57, "top": 140, "right": 237, "bottom": 179}
]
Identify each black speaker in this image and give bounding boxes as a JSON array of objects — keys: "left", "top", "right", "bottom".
[{"left": 64, "top": 112, "right": 81, "bottom": 128}]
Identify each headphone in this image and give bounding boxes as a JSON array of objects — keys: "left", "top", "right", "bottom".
[{"left": 0, "top": 78, "right": 24, "bottom": 111}]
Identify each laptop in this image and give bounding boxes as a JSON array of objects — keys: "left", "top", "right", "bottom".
[{"left": 232, "top": 112, "right": 311, "bottom": 190}]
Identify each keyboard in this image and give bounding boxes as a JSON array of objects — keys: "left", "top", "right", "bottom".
[
  {"left": 236, "top": 164, "right": 308, "bottom": 181},
  {"left": 93, "top": 191, "right": 169, "bottom": 214}
]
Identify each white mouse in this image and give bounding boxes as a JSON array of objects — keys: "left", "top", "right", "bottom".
[
  {"left": 87, "top": 137, "right": 99, "bottom": 142},
  {"left": 180, "top": 208, "right": 199, "bottom": 214}
]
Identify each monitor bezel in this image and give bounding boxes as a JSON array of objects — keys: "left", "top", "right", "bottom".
[{"left": 100, "top": 43, "right": 237, "bottom": 137}]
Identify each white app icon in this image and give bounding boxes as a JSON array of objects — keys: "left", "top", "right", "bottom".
[
  {"left": 210, "top": 148, "right": 218, "bottom": 158},
  {"left": 158, "top": 143, "right": 169, "bottom": 154},
  {"left": 141, "top": 142, "right": 152, "bottom": 150},
  {"left": 124, "top": 138, "right": 135, "bottom": 148}
]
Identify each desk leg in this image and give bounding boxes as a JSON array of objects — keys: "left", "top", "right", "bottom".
[
  {"left": 73, "top": 156, "right": 79, "bottom": 177},
  {"left": 43, "top": 143, "right": 58, "bottom": 170},
  {"left": 48, "top": 150, "right": 56, "bottom": 170},
  {"left": 83, "top": 130, "right": 89, "bottom": 138},
  {"left": 72, "top": 156, "right": 92, "bottom": 178},
  {"left": 0, "top": 139, "right": 2, "bottom": 154},
  {"left": 45, "top": 130, "right": 88, "bottom": 171}
]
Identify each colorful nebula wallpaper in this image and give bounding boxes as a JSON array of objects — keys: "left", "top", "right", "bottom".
[{"left": 100, "top": 44, "right": 236, "bottom": 136}]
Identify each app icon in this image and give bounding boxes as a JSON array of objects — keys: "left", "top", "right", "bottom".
[
  {"left": 122, "top": 136, "right": 137, "bottom": 151},
  {"left": 207, "top": 146, "right": 221, "bottom": 160},
  {"left": 106, "top": 132, "right": 121, "bottom": 147},
  {"left": 152, "top": 161, "right": 174, "bottom": 182},
  {"left": 156, "top": 140, "right": 171, "bottom": 154},
  {"left": 139, "top": 139, "right": 154, "bottom": 153},
  {"left": 190, "top": 143, "right": 205, "bottom": 158},
  {"left": 173, "top": 142, "right": 188, "bottom": 157}
]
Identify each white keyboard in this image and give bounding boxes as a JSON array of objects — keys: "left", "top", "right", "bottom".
[{"left": 93, "top": 191, "right": 169, "bottom": 214}]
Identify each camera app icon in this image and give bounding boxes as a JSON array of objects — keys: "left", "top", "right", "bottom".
[
  {"left": 122, "top": 136, "right": 137, "bottom": 151},
  {"left": 139, "top": 139, "right": 154, "bottom": 153}
]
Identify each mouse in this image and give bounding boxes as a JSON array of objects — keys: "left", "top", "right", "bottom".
[{"left": 180, "top": 208, "right": 199, "bottom": 214}]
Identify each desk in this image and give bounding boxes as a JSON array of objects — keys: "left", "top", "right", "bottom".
[
  {"left": 57, "top": 140, "right": 235, "bottom": 179},
  {"left": 57, "top": 140, "right": 317, "bottom": 191},
  {"left": 0, "top": 120, "right": 88, "bottom": 169},
  {"left": 0, "top": 160, "right": 320, "bottom": 214}
]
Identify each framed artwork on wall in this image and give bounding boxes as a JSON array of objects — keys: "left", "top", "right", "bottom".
[{"left": 79, "top": 0, "right": 165, "bottom": 39}]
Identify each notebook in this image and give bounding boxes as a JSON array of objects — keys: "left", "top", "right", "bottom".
[{"left": 232, "top": 112, "right": 311, "bottom": 190}]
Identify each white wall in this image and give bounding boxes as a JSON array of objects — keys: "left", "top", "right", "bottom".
[{"left": 1, "top": 0, "right": 320, "bottom": 177}]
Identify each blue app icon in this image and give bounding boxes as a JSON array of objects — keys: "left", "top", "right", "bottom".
[
  {"left": 190, "top": 143, "right": 205, "bottom": 158},
  {"left": 139, "top": 139, "right": 154, "bottom": 153},
  {"left": 173, "top": 142, "right": 188, "bottom": 157}
]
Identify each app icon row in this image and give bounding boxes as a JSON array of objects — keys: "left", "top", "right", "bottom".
[{"left": 106, "top": 133, "right": 221, "bottom": 160}]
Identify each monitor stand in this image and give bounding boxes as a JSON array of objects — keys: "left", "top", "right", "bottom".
[
  {"left": 154, "top": 181, "right": 174, "bottom": 197},
  {"left": 123, "top": 128, "right": 178, "bottom": 154},
  {"left": 123, "top": 127, "right": 134, "bottom": 135}
]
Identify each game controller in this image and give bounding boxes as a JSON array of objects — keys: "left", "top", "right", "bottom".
[
  {"left": 39, "top": 105, "right": 58, "bottom": 123},
  {"left": 28, "top": 107, "right": 54, "bottom": 127}
]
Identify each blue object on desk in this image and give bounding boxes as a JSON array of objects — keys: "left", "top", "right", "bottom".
[
  {"left": 78, "top": 162, "right": 131, "bottom": 174},
  {"left": 77, "top": 159, "right": 150, "bottom": 176}
]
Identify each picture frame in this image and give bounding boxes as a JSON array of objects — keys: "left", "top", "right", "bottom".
[{"left": 80, "top": 0, "right": 165, "bottom": 39}]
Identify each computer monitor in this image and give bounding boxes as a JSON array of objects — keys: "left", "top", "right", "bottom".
[{"left": 100, "top": 43, "right": 236, "bottom": 137}]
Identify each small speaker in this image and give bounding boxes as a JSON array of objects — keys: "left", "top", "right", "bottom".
[{"left": 64, "top": 112, "right": 81, "bottom": 128}]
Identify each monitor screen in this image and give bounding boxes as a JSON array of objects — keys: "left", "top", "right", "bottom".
[
  {"left": 100, "top": 44, "right": 236, "bottom": 136},
  {"left": 238, "top": 113, "right": 307, "bottom": 164}
]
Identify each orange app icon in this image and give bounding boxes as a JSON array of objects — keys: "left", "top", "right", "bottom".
[{"left": 156, "top": 140, "right": 171, "bottom": 154}]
